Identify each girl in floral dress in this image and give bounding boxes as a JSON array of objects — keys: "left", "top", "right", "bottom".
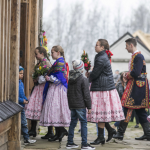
[
  {"left": 39, "top": 45, "right": 70, "bottom": 142},
  {"left": 25, "top": 47, "right": 52, "bottom": 139},
  {"left": 86, "top": 39, "right": 125, "bottom": 145}
]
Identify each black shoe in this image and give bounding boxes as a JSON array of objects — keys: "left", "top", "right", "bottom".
[
  {"left": 48, "top": 127, "right": 59, "bottom": 141},
  {"left": 41, "top": 133, "right": 54, "bottom": 139},
  {"left": 41, "top": 126, "right": 54, "bottom": 139},
  {"left": 28, "top": 120, "right": 37, "bottom": 137},
  {"left": 90, "top": 127, "right": 105, "bottom": 145},
  {"left": 28, "top": 130, "right": 37, "bottom": 137},
  {"left": 105, "top": 122, "right": 116, "bottom": 142},
  {"left": 113, "top": 132, "right": 124, "bottom": 140},
  {"left": 81, "top": 143, "right": 95, "bottom": 150},
  {"left": 66, "top": 143, "right": 79, "bottom": 149},
  {"left": 58, "top": 127, "right": 68, "bottom": 142},
  {"left": 134, "top": 125, "right": 139, "bottom": 128},
  {"left": 135, "top": 122, "right": 150, "bottom": 141},
  {"left": 113, "top": 120, "right": 128, "bottom": 140},
  {"left": 24, "top": 139, "right": 36, "bottom": 145}
]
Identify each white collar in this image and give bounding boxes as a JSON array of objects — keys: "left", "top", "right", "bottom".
[{"left": 132, "top": 50, "right": 139, "bottom": 55}]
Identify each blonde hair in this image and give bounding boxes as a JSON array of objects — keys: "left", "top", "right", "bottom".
[{"left": 52, "top": 45, "right": 66, "bottom": 62}]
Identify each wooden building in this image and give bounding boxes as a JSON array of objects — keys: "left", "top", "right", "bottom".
[{"left": 0, "top": 0, "right": 43, "bottom": 149}]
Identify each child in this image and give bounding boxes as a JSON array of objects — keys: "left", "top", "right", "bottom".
[
  {"left": 112, "top": 72, "right": 127, "bottom": 129},
  {"left": 25, "top": 47, "right": 52, "bottom": 139},
  {"left": 19, "top": 66, "right": 36, "bottom": 145},
  {"left": 86, "top": 39, "right": 125, "bottom": 145},
  {"left": 39, "top": 45, "right": 70, "bottom": 142},
  {"left": 66, "top": 60, "right": 95, "bottom": 150}
]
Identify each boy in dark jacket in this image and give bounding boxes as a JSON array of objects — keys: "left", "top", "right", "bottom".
[
  {"left": 66, "top": 60, "right": 95, "bottom": 150},
  {"left": 19, "top": 66, "right": 36, "bottom": 145}
]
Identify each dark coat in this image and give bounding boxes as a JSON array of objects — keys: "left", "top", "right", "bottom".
[
  {"left": 116, "top": 81, "right": 125, "bottom": 99},
  {"left": 121, "top": 53, "right": 149, "bottom": 109},
  {"left": 90, "top": 50, "right": 116, "bottom": 91},
  {"left": 67, "top": 70, "right": 91, "bottom": 109}
]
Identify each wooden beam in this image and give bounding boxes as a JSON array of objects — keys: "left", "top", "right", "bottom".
[
  {"left": 0, "top": 0, "right": 2, "bottom": 102},
  {"left": 9, "top": 0, "right": 20, "bottom": 102},
  {"left": 8, "top": 0, "right": 21, "bottom": 149},
  {"left": 0, "top": 118, "right": 12, "bottom": 136},
  {"left": 24, "top": 0, "right": 31, "bottom": 98},
  {"left": 0, "top": 0, "right": 5, "bottom": 102},
  {"left": 0, "top": 132, "right": 8, "bottom": 147},
  {"left": 7, "top": 0, "right": 12, "bottom": 100},
  {"left": 29, "top": 0, "right": 39, "bottom": 94},
  {"left": 0, "top": 143, "right": 7, "bottom": 150},
  {"left": 20, "top": 3, "right": 27, "bottom": 67},
  {"left": 4, "top": 0, "right": 8, "bottom": 101}
]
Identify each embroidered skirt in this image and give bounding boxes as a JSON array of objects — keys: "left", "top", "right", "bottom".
[
  {"left": 87, "top": 89, "right": 125, "bottom": 123},
  {"left": 39, "top": 83, "right": 71, "bottom": 127},
  {"left": 25, "top": 84, "right": 45, "bottom": 120}
]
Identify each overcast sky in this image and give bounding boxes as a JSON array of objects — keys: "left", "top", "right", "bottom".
[
  {"left": 43, "top": 0, "right": 144, "bottom": 21},
  {"left": 42, "top": 0, "right": 149, "bottom": 67}
]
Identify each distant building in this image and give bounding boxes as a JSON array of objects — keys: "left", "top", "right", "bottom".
[{"left": 110, "top": 32, "right": 150, "bottom": 78}]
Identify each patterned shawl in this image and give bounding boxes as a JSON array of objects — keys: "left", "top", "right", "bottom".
[{"left": 43, "top": 57, "right": 68, "bottom": 104}]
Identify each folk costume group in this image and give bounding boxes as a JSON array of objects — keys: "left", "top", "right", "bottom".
[{"left": 20, "top": 38, "right": 149, "bottom": 149}]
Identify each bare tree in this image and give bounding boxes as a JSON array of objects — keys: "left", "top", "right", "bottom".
[
  {"left": 114, "top": 6, "right": 122, "bottom": 38},
  {"left": 130, "top": 4, "right": 150, "bottom": 33}
]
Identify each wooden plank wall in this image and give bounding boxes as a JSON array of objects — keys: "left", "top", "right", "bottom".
[
  {"left": 0, "top": 0, "right": 12, "bottom": 102},
  {"left": 0, "top": 0, "right": 41, "bottom": 149}
]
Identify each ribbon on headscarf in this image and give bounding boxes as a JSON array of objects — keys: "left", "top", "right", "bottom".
[
  {"left": 42, "top": 57, "right": 68, "bottom": 105},
  {"left": 106, "top": 50, "right": 113, "bottom": 63},
  {"left": 65, "top": 62, "right": 69, "bottom": 83}
]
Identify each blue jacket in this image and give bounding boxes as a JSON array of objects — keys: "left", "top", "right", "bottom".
[{"left": 19, "top": 79, "right": 28, "bottom": 107}]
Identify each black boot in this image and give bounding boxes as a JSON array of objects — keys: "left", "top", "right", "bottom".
[
  {"left": 135, "top": 122, "right": 150, "bottom": 141},
  {"left": 105, "top": 122, "right": 116, "bottom": 142},
  {"left": 41, "top": 126, "right": 54, "bottom": 139},
  {"left": 58, "top": 127, "right": 68, "bottom": 142},
  {"left": 48, "top": 127, "right": 59, "bottom": 141},
  {"left": 90, "top": 127, "right": 105, "bottom": 145},
  {"left": 113, "top": 120, "right": 128, "bottom": 140},
  {"left": 28, "top": 120, "right": 37, "bottom": 137}
]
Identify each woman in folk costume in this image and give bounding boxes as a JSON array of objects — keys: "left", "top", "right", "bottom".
[
  {"left": 113, "top": 38, "right": 150, "bottom": 141},
  {"left": 25, "top": 47, "right": 52, "bottom": 138},
  {"left": 39, "top": 45, "right": 70, "bottom": 142},
  {"left": 86, "top": 39, "right": 125, "bottom": 145}
]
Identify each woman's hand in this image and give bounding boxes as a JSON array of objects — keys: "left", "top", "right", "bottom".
[
  {"left": 45, "top": 75, "right": 50, "bottom": 81},
  {"left": 88, "top": 109, "right": 91, "bottom": 114},
  {"left": 85, "top": 72, "right": 90, "bottom": 78}
]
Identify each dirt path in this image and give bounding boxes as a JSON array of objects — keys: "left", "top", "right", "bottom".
[{"left": 23, "top": 122, "right": 150, "bottom": 150}]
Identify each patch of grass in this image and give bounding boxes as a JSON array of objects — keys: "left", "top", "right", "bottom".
[{"left": 39, "top": 133, "right": 46, "bottom": 135}]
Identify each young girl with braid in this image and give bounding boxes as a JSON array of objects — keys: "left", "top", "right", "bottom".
[
  {"left": 25, "top": 47, "right": 52, "bottom": 139},
  {"left": 39, "top": 45, "right": 70, "bottom": 142}
]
